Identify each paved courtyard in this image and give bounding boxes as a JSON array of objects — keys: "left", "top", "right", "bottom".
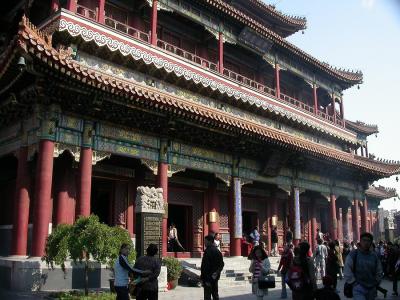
[{"left": 0, "top": 279, "right": 396, "bottom": 300}]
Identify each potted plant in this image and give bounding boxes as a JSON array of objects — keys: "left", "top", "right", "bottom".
[{"left": 162, "top": 257, "right": 183, "bottom": 290}]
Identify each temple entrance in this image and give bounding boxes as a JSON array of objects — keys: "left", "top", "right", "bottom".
[
  {"left": 91, "top": 177, "right": 114, "bottom": 226},
  {"left": 242, "top": 211, "right": 258, "bottom": 239},
  {"left": 168, "top": 204, "right": 192, "bottom": 252}
]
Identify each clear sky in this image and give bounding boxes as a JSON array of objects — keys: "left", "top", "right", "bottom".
[{"left": 265, "top": 0, "right": 400, "bottom": 210}]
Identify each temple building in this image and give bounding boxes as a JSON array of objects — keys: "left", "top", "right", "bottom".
[{"left": 1, "top": 0, "right": 400, "bottom": 267}]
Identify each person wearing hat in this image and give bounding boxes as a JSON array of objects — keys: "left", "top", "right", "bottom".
[
  {"left": 134, "top": 243, "right": 162, "bottom": 300},
  {"left": 201, "top": 234, "right": 224, "bottom": 300},
  {"left": 314, "top": 275, "right": 340, "bottom": 300}
]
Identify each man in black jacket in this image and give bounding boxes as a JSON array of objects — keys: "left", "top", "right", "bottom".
[{"left": 201, "top": 234, "right": 224, "bottom": 300}]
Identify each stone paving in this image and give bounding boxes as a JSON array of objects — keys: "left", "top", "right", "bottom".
[{"left": 0, "top": 279, "right": 397, "bottom": 300}]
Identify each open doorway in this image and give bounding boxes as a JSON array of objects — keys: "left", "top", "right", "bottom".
[
  {"left": 91, "top": 178, "right": 114, "bottom": 226},
  {"left": 168, "top": 204, "right": 192, "bottom": 252},
  {"left": 242, "top": 211, "right": 258, "bottom": 241}
]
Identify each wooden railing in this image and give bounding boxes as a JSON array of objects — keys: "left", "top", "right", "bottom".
[
  {"left": 105, "top": 16, "right": 150, "bottom": 43},
  {"left": 73, "top": 12, "right": 346, "bottom": 128},
  {"left": 222, "top": 68, "right": 276, "bottom": 96},
  {"left": 156, "top": 39, "right": 218, "bottom": 72},
  {"left": 76, "top": 4, "right": 97, "bottom": 20}
]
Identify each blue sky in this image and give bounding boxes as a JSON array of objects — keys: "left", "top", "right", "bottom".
[{"left": 265, "top": 0, "right": 400, "bottom": 210}]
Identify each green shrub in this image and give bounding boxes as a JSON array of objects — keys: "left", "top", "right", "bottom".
[{"left": 162, "top": 257, "right": 183, "bottom": 281}]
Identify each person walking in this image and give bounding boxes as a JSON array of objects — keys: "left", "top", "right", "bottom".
[
  {"left": 201, "top": 234, "right": 224, "bottom": 300},
  {"left": 168, "top": 223, "right": 185, "bottom": 252},
  {"left": 387, "top": 242, "right": 400, "bottom": 296},
  {"left": 285, "top": 228, "right": 293, "bottom": 246},
  {"left": 326, "top": 242, "right": 340, "bottom": 291},
  {"left": 278, "top": 244, "right": 293, "bottom": 299},
  {"left": 334, "top": 240, "right": 344, "bottom": 280},
  {"left": 344, "top": 232, "right": 383, "bottom": 300},
  {"left": 314, "top": 239, "right": 328, "bottom": 279},
  {"left": 271, "top": 227, "right": 279, "bottom": 257},
  {"left": 250, "top": 226, "right": 261, "bottom": 247},
  {"left": 249, "top": 245, "right": 271, "bottom": 300},
  {"left": 213, "top": 232, "right": 223, "bottom": 252},
  {"left": 114, "top": 243, "right": 149, "bottom": 300},
  {"left": 287, "top": 241, "right": 317, "bottom": 300},
  {"left": 134, "top": 244, "right": 162, "bottom": 300},
  {"left": 316, "top": 228, "right": 324, "bottom": 242}
]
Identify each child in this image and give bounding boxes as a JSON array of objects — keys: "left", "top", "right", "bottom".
[{"left": 314, "top": 275, "right": 340, "bottom": 300}]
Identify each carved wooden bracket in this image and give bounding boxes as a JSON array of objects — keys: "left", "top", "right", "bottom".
[
  {"left": 53, "top": 143, "right": 81, "bottom": 162},
  {"left": 215, "top": 174, "right": 231, "bottom": 186},
  {"left": 92, "top": 151, "right": 111, "bottom": 165}
]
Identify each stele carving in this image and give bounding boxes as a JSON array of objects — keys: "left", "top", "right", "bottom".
[{"left": 135, "top": 186, "right": 165, "bottom": 214}]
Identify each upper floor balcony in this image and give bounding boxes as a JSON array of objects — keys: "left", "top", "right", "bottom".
[{"left": 55, "top": 0, "right": 346, "bottom": 130}]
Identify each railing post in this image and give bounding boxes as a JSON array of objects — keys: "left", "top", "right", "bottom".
[
  {"left": 313, "top": 83, "right": 318, "bottom": 115},
  {"left": 275, "top": 63, "right": 280, "bottom": 99},
  {"left": 98, "top": 0, "right": 105, "bottom": 24},
  {"left": 218, "top": 31, "right": 224, "bottom": 74},
  {"left": 66, "top": 0, "right": 77, "bottom": 13},
  {"left": 150, "top": 0, "right": 158, "bottom": 46}
]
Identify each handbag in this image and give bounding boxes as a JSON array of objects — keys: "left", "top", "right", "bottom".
[{"left": 258, "top": 275, "right": 275, "bottom": 289}]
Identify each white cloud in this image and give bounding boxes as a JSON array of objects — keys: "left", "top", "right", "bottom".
[{"left": 362, "top": 0, "right": 376, "bottom": 9}]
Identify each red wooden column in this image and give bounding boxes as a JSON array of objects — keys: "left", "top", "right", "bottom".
[
  {"left": 331, "top": 94, "right": 337, "bottom": 123},
  {"left": 361, "top": 199, "right": 368, "bottom": 233},
  {"left": 343, "top": 207, "right": 350, "bottom": 241},
  {"left": 293, "top": 187, "right": 301, "bottom": 246},
  {"left": 76, "top": 148, "right": 92, "bottom": 217},
  {"left": 208, "top": 180, "right": 220, "bottom": 234},
  {"left": 218, "top": 32, "right": 224, "bottom": 74},
  {"left": 77, "top": 122, "right": 93, "bottom": 218},
  {"left": 340, "top": 98, "right": 345, "bottom": 120},
  {"left": 150, "top": 0, "right": 158, "bottom": 46},
  {"left": 11, "top": 146, "right": 31, "bottom": 256},
  {"left": 310, "top": 198, "right": 317, "bottom": 249},
  {"left": 369, "top": 210, "right": 374, "bottom": 234},
  {"left": 50, "top": 0, "right": 60, "bottom": 12},
  {"left": 266, "top": 203, "right": 271, "bottom": 253},
  {"left": 275, "top": 63, "right": 281, "bottom": 99},
  {"left": 313, "top": 84, "right": 318, "bottom": 115},
  {"left": 98, "top": 0, "right": 105, "bottom": 24},
  {"left": 229, "top": 177, "right": 242, "bottom": 256},
  {"left": 66, "top": 0, "right": 77, "bottom": 13},
  {"left": 55, "top": 158, "right": 72, "bottom": 225},
  {"left": 352, "top": 199, "right": 360, "bottom": 242},
  {"left": 31, "top": 140, "right": 55, "bottom": 257},
  {"left": 329, "top": 194, "right": 338, "bottom": 240},
  {"left": 127, "top": 168, "right": 145, "bottom": 238},
  {"left": 337, "top": 207, "right": 343, "bottom": 242},
  {"left": 157, "top": 162, "right": 168, "bottom": 257}
]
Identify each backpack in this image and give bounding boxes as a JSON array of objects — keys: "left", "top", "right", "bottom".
[{"left": 285, "top": 263, "right": 310, "bottom": 291}]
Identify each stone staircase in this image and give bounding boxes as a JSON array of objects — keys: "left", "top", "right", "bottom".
[{"left": 179, "top": 256, "right": 281, "bottom": 287}]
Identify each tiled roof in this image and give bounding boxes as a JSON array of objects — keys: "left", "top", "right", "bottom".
[
  {"left": 346, "top": 120, "right": 379, "bottom": 135},
  {"left": 238, "top": 0, "right": 307, "bottom": 31},
  {"left": 203, "top": 0, "right": 363, "bottom": 85},
  {"left": 366, "top": 185, "right": 398, "bottom": 200},
  {"left": 7, "top": 16, "right": 399, "bottom": 177}
]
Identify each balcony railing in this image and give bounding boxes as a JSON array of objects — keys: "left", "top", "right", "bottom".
[
  {"left": 105, "top": 16, "right": 150, "bottom": 43},
  {"left": 156, "top": 39, "right": 218, "bottom": 72},
  {"left": 72, "top": 11, "right": 345, "bottom": 128},
  {"left": 76, "top": 4, "right": 97, "bottom": 20}
]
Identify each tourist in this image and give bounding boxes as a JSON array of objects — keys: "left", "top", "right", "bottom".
[
  {"left": 249, "top": 245, "right": 271, "bottom": 300},
  {"left": 285, "top": 228, "right": 293, "bottom": 246},
  {"left": 286, "top": 241, "right": 317, "bottom": 300},
  {"left": 326, "top": 242, "right": 340, "bottom": 291},
  {"left": 278, "top": 244, "right": 293, "bottom": 299},
  {"left": 201, "top": 234, "right": 224, "bottom": 300},
  {"left": 387, "top": 242, "right": 400, "bottom": 296},
  {"left": 114, "top": 243, "right": 150, "bottom": 300},
  {"left": 316, "top": 228, "right": 324, "bottom": 242},
  {"left": 334, "top": 240, "right": 344, "bottom": 280},
  {"left": 313, "top": 239, "right": 328, "bottom": 279},
  {"left": 350, "top": 241, "right": 358, "bottom": 251},
  {"left": 214, "top": 232, "right": 223, "bottom": 252},
  {"left": 250, "top": 226, "right": 260, "bottom": 246},
  {"left": 271, "top": 226, "right": 279, "bottom": 257},
  {"left": 134, "top": 244, "right": 162, "bottom": 300},
  {"left": 168, "top": 223, "right": 185, "bottom": 252},
  {"left": 314, "top": 275, "right": 340, "bottom": 300},
  {"left": 344, "top": 232, "right": 383, "bottom": 300}
]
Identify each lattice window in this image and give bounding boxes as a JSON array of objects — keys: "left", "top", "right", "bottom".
[{"left": 219, "top": 194, "right": 229, "bottom": 228}]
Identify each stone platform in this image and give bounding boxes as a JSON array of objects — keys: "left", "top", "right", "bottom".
[{"left": 0, "top": 256, "right": 167, "bottom": 292}]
